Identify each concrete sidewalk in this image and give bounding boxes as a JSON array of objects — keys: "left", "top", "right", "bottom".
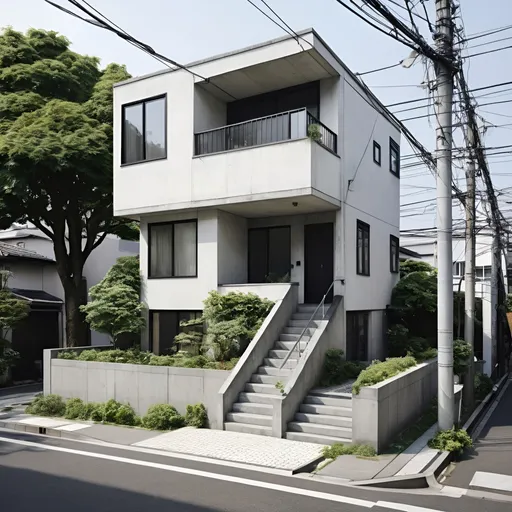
[
  {"left": 444, "top": 377, "right": 512, "bottom": 494},
  {"left": 0, "top": 383, "right": 42, "bottom": 409}
]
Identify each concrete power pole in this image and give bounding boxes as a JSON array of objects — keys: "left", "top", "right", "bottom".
[
  {"left": 435, "top": 0, "right": 455, "bottom": 430},
  {"left": 463, "top": 128, "right": 476, "bottom": 408}
]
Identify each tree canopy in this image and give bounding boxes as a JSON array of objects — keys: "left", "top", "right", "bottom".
[{"left": 0, "top": 28, "right": 135, "bottom": 345}]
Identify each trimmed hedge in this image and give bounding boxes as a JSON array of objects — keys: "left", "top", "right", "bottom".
[{"left": 352, "top": 356, "right": 417, "bottom": 394}]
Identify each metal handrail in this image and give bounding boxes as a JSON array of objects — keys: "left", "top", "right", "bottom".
[{"left": 279, "top": 279, "right": 341, "bottom": 370}]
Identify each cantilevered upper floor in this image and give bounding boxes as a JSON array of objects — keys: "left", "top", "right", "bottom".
[{"left": 113, "top": 29, "right": 400, "bottom": 221}]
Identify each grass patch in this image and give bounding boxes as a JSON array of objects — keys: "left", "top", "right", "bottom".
[
  {"left": 387, "top": 400, "right": 437, "bottom": 454},
  {"left": 322, "top": 443, "right": 376, "bottom": 460}
]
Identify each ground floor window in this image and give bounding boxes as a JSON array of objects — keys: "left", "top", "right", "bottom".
[
  {"left": 149, "top": 310, "right": 203, "bottom": 355},
  {"left": 248, "top": 226, "right": 291, "bottom": 283},
  {"left": 346, "top": 311, "right": 369, "bottom": 361}
]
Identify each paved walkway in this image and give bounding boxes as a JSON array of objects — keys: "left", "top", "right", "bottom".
[
  {"left": 0, "top": 383, "right": 41, "bottom": 410},
  {"left": 444, "top": 377, "right": 512, "bottom": 494}
]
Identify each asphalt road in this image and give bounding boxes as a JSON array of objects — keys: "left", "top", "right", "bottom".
[{"left": 0, "top": 428, "right": 509, "bottom": 512}]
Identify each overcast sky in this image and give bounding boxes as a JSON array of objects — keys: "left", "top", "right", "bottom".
[{"left": 3, "top": 0, "right": 512, "bottom": 249}]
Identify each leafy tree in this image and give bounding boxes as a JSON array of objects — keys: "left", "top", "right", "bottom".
[
  {"left": 0, "top": 28, "right": 136, "bottom": 346},
  {"left": 399, "top": 259, "right": 436, "bottom": 279},
  {"left": 80, "top": 256, "right": 144, "bottom": 346},
  {"left": 0, "top": 270, "right": 29, "bottom": 374}
]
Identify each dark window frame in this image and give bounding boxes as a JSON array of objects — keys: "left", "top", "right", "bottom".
[
  {"left": 390, "top": 235, "right": 399, "bottom": 273},
  {"left": 389, "top": 137, "right": 400, "bottom": 177},
  {"left": 346, "top": 311, "right": 370, "bottom": 361},
  {"left": 149, "top": 310, "right": 203, "bottom": 354},
  {"left": 356, "top": 220, "right": 370, "bottom": 276},
  {"left": 121, "top": 94, "right": 167, "bottom": 166},
  {"left": 373, "top": 141, "right": 381, "bottom": 166},
  {"left": 148, "top": 219, "right": 198, "bottom": 279}
]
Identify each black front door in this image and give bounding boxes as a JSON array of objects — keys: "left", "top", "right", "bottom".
[{"left": 304, "top": 223, "right": 334, "bottom": 303}]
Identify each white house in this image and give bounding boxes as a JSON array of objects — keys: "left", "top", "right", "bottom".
[
  {"left": 0, "top": 224, "right": 139, "bottom": 381},
  {"left": 113, "top": 29, "right": 401, "bottom": 363}
]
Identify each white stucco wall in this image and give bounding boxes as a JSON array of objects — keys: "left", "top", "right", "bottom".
[
  {"left": 341, "top": 74, "right": 400, "bottom": 311},
  {"left": 217, "top": 211, "right": 247, "bottom": 285},
  {"left": 194, "top": 86, "right": 226, "bottom": 132}
]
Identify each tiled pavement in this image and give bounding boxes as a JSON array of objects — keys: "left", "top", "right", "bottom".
[{"left": 133, "top": 427, "right": 325, "bottom": 470}]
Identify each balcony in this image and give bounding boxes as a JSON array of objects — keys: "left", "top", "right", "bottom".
[{"left": 194, "top": 108, "right": 337, "bottom": 157}]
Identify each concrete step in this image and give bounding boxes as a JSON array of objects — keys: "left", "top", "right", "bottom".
[
  {"left": 250, "top": 373, "right": 282, "bottom": 384},
  {"left": 274, "top": 341, "right": 308, "bottom": 350},
  {"left": 279, "top": 334, "right": 311, "bottom": 342},
  {"left": 226, "top": 412, "right": 272, "bottom": 427},
  {"left": 257, "top": 366, "right": 292, "bottom": 376},
  {"left": 245, "top": 382, "right": 281, "bottom": 395},
  {"left": 232, "top": 402, "right": 273, "bottom": 416},
  {"left": 287, "top": 421, "right": 352, "bottom": 439},
  {"left": 238, "top": 392, "right": 276, "bottom": 404},
  {"left": 291, "top": 312, "right": 324, "bottom": 321},
  {"left": 285, "top": 431, "right": 352, "bottom": 445},
  {"left": 264, "top": 358, "right": 297, "bottom": 369},
  {"left": 309, "top": 388, "right": 353, "bottom": 400},
  {"left": 268, "top": 349, "right": 297, "bottom": 359},
  {"left": 294, "top": 412, "right": 352, "bottom": 428},
  {"left": 283, "top": 327, "right": 315, "bottom": 336},
  {"left": 225, "top": 422, "right": 273, "bottom": 436},
  {"left": 297, "top": 304, "right": 318, "bottom": 314},
  {"left": 288, "top": 320, "right": 319, "bottom": 328},
  {"left": 304, "top": 395, "right": 352, "bottom": 408},
  {"left": 299, "top": 403, "right": 352, "bottom": 417}
]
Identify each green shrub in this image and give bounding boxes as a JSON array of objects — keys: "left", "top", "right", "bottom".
[
  {"left": 415, "top": 347, "right": 438, "bottom": 362},
  {"left": 179, "top": 355, "right": 209, "bottom": 368},
  {"left": 185, "top": 403, "right": 208, "bottom": 428},
  {"left": 428, "top": 428, "right": 472, "bottom": 454},
  {"left": 26, "top": 394, "right": 66, "bottom": 417},
  {"left": 475, "top": 373, "right": 493, "bottom": 401},
  {"left": 148, "top": 354, "right": 175, "bottom": 366},
  {"left": 77, "top": 350, "right": 99, "bottom": 361},
  {"left": 58, "top": 351, "right": 77, "bottom": 360},
  {"left": 322, "top": 443, "right": 376, "bottom": 459},
  {"left": 142, "top": 404, "right": 185, "bottom": 430},
  {"left": 114, "top": 404, "right": 139, "bottom": 426},
  {"left": 89, "top": 403, "right": 104, "bottom": 422},
  {"left": 103, "top": 399, "right": 123, "bottom": 423},
  {"left": 64, "top": 398, "right": 87, "bottom": 419},
  {"left": 352, "top": 356, "right": 417, "bottom": 395},
  {"left": 453, "top": 339, "right": 472, "bottom": 376},
  {"left": 319, "top": 349, "right": 365, "bottom": 386}
]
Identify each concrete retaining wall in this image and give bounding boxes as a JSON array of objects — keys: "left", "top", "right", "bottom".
[
  {"left": 44, "top": 349, "right": 230, "bottom": 429},
  {"left": 351, "top": 359, "right": 438, "bottom": 452}
]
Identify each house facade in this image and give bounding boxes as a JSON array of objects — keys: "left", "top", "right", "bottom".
[{"left": 113, "top": 29, "right": 401, "bottom": 363}]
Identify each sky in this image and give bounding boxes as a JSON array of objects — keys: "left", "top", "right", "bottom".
[{"left": 2, "top": 0, "right": 512, "bottom": 251}]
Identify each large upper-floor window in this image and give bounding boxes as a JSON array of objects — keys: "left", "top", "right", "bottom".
[
  {"left": 389, "top": 137, "right": 400, "bottom": 177},
  {"left": 357, "top": 220, "right": 370, "bottom": 276},
  {"left": 390, "top": 235, "right": 399, "bottom": 273},
  {"left": 122, "top": 95, "right": 166, "bottom": 165},
  {"left": 149, "top": 220, "right": 197, "bottom": 278}
]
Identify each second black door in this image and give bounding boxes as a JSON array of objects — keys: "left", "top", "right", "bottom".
[{"left": 304, "top": 223, "right": 334, "bottom": 303}]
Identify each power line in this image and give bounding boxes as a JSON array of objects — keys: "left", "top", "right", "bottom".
[{"left": 462, "top": 23, "right": 512, "bottom": 43}]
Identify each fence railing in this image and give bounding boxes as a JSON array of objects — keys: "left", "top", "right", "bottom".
[{"left": 194, "top": 108, "right": 337, "bottom": 156}]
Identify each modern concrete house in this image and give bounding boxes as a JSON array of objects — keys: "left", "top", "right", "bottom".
[{"left": 113, "top": 30, "right": 401, "bottom": 443}]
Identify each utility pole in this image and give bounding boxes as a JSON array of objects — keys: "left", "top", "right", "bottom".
[
  {"left": 463, "top": 128, "right": 475, "bottom": 409},
  {"left": 434, "top": 0, "right": 455, "bottom": 430}
]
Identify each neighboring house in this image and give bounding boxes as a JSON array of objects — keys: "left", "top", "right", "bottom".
[
  {"left": 0, "top": 224, "right": 139, "bottom": 380},
  {"left": 399, "top": 246, "right": 422, "bottom": 262},
  {"left": 113, "top": 29, "right": 401, "bottom": 363}
]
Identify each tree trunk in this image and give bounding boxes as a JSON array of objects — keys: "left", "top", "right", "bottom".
[{"left": 64, "top": 282, "right": 88, "bottom": 347}]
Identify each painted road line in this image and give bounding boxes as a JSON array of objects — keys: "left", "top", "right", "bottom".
[
  {"left": 470, "top": 471, "right": 512, "bottom": 493},
  {"left": 376, "top": 501, "right": 444, "bottom": 512},
  {"left": 0, "top": 436, "right": 374, "bottom": 508}
]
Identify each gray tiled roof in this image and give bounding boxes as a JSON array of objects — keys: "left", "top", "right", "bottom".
[{"left": 0, "top": 242, "right": 54, "bottom": 262}]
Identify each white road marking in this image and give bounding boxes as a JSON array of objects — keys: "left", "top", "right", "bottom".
[
  {"left": 376, "top": 501, "right": 444, "bottom": 512},
  {"left": 470, "top": 471, "right": 512, "bottom": 492},
  {"left": 0, "top": 436, "right": 373, "bottom": 508}
]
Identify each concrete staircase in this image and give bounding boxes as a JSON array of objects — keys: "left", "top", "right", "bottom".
[
  {"left": 224, "top": 304, "right": 320, "bottom": 436},
  {"left": 285, "top": 389, "right": 353, "bottom": 445}
]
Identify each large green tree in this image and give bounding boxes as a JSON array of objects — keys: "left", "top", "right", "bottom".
[{"left": 0, "top": 28, "right": 135, "bottom": 346}]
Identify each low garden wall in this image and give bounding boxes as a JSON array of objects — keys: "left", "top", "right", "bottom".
[
  {"left": 351, "top": 358, "right": 438, "bottom": 452},
  {"left": 43, "top": 348, "right": 230, "bottom": 429}
]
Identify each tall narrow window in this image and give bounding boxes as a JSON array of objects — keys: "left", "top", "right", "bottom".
[
  {"left": 357, "top": 220, "right": 370, "bottom": 276},
  {"left": 389, "top": 137, "right": 400, "bottom": 177},
  {"left": 122, "top": 95, "right": 166, "bottom": 165},
  {"left": 390, "top": 235, "right": 399, "bottom": 273},
  {"left": 373, "top": 141, "right": 381, "bottom": 166},
  {"left": 149, "top": 220, "right": 197, "bottom": 278}
]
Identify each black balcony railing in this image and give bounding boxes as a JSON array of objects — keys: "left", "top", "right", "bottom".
[{"left": 194, "top": 108, "right": 337, "bottom": 156}]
